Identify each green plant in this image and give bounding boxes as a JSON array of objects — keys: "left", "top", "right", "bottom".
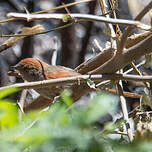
[{"left": 0, "top": 88, "right": 152, "bottom": 152}]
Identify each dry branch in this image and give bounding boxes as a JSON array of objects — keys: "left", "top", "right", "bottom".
[
  {"left": 70, "top": 34, "right": 152, "bottom": 102},
  {"left": 75, "top": 47, "right": 116, "bottom": 74},
  {"left": 0, "top": 0, "right": 94, "bottom": 24},
  {"left": 2, "top": 74, "right": 152, "bottom": 92},
  {"left": 0, "top": 24, "right": 44, "bottom": 52},
  {"left": 117, "top": 83, "right": 133, "bottom": 142},
  {"left": 117, "top": 1, "right": 152, "bottom": 54},
  {"left": 7, "top": 13, "right": 151, "bottom": 30},
  {"left": 89, "top": 34, "right": 152, "bottom": 74},
  {"left": 125, "top": 31, "right": 152, "bottom": 49}
]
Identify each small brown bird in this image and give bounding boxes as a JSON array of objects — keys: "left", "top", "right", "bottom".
[{"left": 11, "top": 58, "right": 80, "bottom": 99}]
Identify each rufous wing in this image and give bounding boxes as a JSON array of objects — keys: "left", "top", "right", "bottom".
[{"left": 44, "top": 66, "right": 80, "bottom": 80}]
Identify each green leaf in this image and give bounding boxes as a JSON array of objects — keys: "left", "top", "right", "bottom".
[
  {"left": 87, "top": 79, "right": 96, "bottom": 89},
  {"left": 62, "top": 15, "right": 70, "bottom": 22},
  {"left": 60, "top": 90, "right": 73, "bottom": 107},
  {"left": 48, "top": 102, "right": 71, "bottom": 125},
  {"left": 0, "top": 88, "right": 18, "bottom": 99},
  {"left": 0, "top": 101, "right": 18, "bottom": 129}
]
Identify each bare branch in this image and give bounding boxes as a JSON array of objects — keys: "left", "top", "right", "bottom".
[
  {"left": 2, "top": 74, "right": 152, "bottom": 92},
  {"left": 117, "top": 1, "right": 152, "bottom": 54},
  {"left": 0, "top": 24, "right": 44, "bottom": 52},
  {"left": 117, "top": 83, "right": 133, "bottom": 142},
  {"left": 7, "top": 13, "right": 151, "bottom": 30},
  {"left": 72, "top": 35, "right": 152, "bottom": 102},
  {"left": 0, "top": 20, "right": 79, "bottom": 38},
  {"left": 89, "top": 34, "right": 152, "bottom": 74},
  {"left": 130, "top": 62, "right": 150, "bottom": 89},
  {"left": 125, "top": 31, "right": 152, "bottom": 49},
  {"left": 0, "top": 0, "right": 95, "bottom": 24},
  {"left": 75, "top": 47, "right": 116, "bottom": 74}
]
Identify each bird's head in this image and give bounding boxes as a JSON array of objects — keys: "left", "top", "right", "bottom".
[{"left": 11, "top": 58, "right": 45, "bottom": 82}]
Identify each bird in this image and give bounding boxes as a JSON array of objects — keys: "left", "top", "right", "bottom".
[{"left": 10, "top": 58, "right": 80, "bottom": 99}]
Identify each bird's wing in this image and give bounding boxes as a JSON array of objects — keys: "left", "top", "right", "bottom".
[{"left": 44, "top": 66, "right": 80, "bottom": 80}]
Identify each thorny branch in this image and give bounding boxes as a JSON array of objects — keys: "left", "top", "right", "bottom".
[
  {"left": 0, "top": 0, "right": 94, "bottom": 23},
  {"left": 6, "top": 13, "right": 151, "bottom": 31}
]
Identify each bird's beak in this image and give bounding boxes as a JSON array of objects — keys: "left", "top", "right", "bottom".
[
  {"left": 8, "top": 65, "right": 21, "bottom": 77},
  {"left": 10, "top": 65, "right": 17, "bottom": 71}
]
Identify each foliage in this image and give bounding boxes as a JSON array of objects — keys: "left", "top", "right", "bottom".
[{"left": 0, "top": 88, "right": 152, "bottom": 152}]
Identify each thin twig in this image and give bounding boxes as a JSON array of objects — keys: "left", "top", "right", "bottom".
[
  {"left": 111, "top": 131, "right": 128, "bottom": 136},
  {"left": 16, "top": 119, "right": 38, "bottom": 138},
  {"left": 0, "top": 20, "right": 79, "bottom": 38},
  {"left": 18, "top": 89, "right": 27, "bottom": 120},
  {"left": 99, "top": 0, "right": 117, "bottom": 48},
  {"left": 99, "top": 0, "right": 115, "bottom": 37},
  {"left": 117, "top": 83, "right": 133, "bottom": 142},
  {"left": 124, "top": 60, "right": 145, "bottom": 74},
  {"left": 51, "top": 36, "right": 58, "bottom": 66},
  {"left": 130, "top": 62, "right": 150, "bottom": 89},
  {"left": 34, "top": 0, "right": 95, "bottom": 14},
  {"left": 93, "top": 39, "right": 103, "bottom": 52}
]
